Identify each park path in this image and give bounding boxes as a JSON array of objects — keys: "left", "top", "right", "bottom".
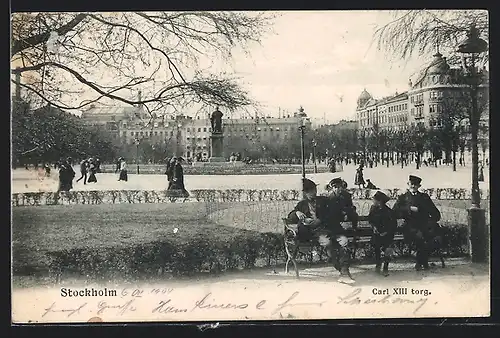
[{"left": 11, "top": 163, "right": 489, "bottom": 194}]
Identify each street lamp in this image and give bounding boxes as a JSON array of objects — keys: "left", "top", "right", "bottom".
[
  {"left": 298, "top": 115, "right": 306, "bottom": 179},
  {"left": 312, "top": 139, "right": 317, "bottom": 174},
  {"left": 134, "top": 137, "right": 140, "bottom": 174},
  {"left": 176, "top": 123, "right": 183, "bottom": 157},
  {"left": 457, "top": 25, "right": 488, "bottom": 263}
]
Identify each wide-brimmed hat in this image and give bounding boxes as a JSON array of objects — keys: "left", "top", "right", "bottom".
[
  {"left": 302, "top": 178, "right": 318, "bottom": 192},
  {"left": 326, "top": 177, "right": 344, "bottom": 189}
]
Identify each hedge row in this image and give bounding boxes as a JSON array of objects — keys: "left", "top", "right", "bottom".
[
  {"left": 11, "top": 188, "right": 490, "bottom": 207},
  {"left": 100, "top": 164, "right": 331, "bottom": 175},
  {"left": 42, "top": 224, "right": 468, "bottom": 281}
]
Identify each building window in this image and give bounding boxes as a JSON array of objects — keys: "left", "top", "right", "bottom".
[
  {"left": 154, "top": 131, "right": 158, "bottom": 136},
  {"left": 198, "top": 128, "right": 201, "bottom": 132},
  {"left": 187, "top": 128, "right": 190, "bottom": 132},
  {"left": 130, "top": 131, "right": 134, "bottom": 136},
  {"left": 203, "top": 127, "right": 207, "bottom": 132}
]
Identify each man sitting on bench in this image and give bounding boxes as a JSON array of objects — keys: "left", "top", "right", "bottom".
[
  {"left": 392, "top": 175, "right": 442, "bottom": 271},
  {"left": 286, "top": 178, "right": 355, "bottom": 284}
]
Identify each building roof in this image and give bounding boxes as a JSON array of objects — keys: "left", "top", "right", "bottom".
[
  {"left": 358, "top": 89, "right": 372, "bottom": 101},
  {"left": 413, "top": 52, "right": 450, "bottom": 87},
  {"left": 82, "top": 106, "right": 141, "bottom": 119}
]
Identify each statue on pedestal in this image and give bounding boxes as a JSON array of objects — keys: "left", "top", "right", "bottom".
[{"left": 210, "top": 107, "right": 223, "bottom": 134}]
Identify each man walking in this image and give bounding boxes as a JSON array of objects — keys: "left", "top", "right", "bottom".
[
  {"left": 392, "top": 175, "right": 441, "bottom": 271},
  {"left": 76, "top": 159, "right": 89, "bottom": 184}
]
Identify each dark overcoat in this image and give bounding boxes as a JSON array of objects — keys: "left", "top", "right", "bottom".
[{"left": 392, "top": 191, "right": 441, "bottom": 234}]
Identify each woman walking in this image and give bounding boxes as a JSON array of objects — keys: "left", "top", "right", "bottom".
[
  {"left": 118, "top": 157, "right": 128, "bottom": 182},
  {"left": 87, "top": 158, "right": 98, "bottom": 183},
  {"left": 354, "top": 164, "right": 365, "bottom": 188},
  {"left": 167, "top": 157, "right": 189, "bottom": 198}
]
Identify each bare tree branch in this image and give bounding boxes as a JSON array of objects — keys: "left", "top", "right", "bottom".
[
  {"left": 372, "top": 10, "right": 488, "bottom": 66},
  {"left": 11, "top": 13, "right": 88, "bottom": 55},
  {"left": 11, "top": 12, "right": 274, "bottom": 115}
]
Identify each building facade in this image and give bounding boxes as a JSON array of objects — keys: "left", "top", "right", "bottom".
[
  {"left": 81, "top": 105, "right": 311, "bottom": 160},
  {"left": 355, "top": 52, "right": 489, "bottom": 137}
]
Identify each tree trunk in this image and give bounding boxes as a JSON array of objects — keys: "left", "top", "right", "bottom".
[
  {"left": 416, "top": 152, "right": 420, "bottom": 170},
  {"left": 452, "top": 151, "right": 457, "bottom": 172}
]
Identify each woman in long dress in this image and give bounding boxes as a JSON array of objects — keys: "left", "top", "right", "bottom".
[
  {"left": 354, "top": 164, "right": 365, "bottom": 188},
  {"left": 167, "top": 157, "right": 189, "bottom": 198},
  {"left": 87, "top": 158, "right": 98, "bottom": 183},
  {"left": 118, "top": 158, "right": 128, "bottom": 181}
]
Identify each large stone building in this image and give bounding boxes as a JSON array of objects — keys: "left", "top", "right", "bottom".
[
  {"left": 355, "top": 52, "right": 489, "bottom": 137},
  {"left": 81, "top": 105, "right": 311, "bottom": 160}
]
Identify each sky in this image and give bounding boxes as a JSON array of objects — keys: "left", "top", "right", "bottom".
[
  {"left": 14, "top": 11, "right": 445, "bottom": 123},
  {"left": 205, "top": 10, "right": 433, "bottom": 123}
]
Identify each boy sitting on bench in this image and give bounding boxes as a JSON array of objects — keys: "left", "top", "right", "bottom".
[{"left": 368, "top": 191, "right": 397, "bottom": 276}]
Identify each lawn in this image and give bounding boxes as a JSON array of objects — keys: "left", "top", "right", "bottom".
[{"left": 12, "top": 202, "right": 245, "bottom": 275}]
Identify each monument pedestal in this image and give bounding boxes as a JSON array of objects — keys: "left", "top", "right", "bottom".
[{"left": 210, "top": 133, "right": 225, "bottom": 163}]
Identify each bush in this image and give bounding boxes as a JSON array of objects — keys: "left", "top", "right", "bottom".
[
  {"left": 11, "top": 187, "right": 490, "bottom": 206},
  {"left": 44, "top": 223, "right": 469, "bottom": 281},
  {"left": 99, "top": 164, "right": 330, "bottom": 175}
]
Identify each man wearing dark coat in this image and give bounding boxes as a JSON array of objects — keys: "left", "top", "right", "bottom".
[
  {"left": 324, "top": 177, "right": 358, "bottom": 283},
  {"left": 287, "top": 178, "right": 355, "bottom": 284},
  {"left": 368, "top": 191, "right": 397, "bottom": 276},
  {"left": 287, "top": 179, "right": 332, "bottom": 243},
  {"left": 392, "top": 175, "right": 441, "bottom": 271}
]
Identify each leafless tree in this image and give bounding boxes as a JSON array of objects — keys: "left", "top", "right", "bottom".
[
  {"left": 11, "top": 12, "right": 275, "bottom": 119},
  {"left": 372, "top": 10, "right": 488, "bottom": 67}
]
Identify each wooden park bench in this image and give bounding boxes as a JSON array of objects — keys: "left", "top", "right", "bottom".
[{"left": 282, "top": 216, "right": 446, "bottom": 278}]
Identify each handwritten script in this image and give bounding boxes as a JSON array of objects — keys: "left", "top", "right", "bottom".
[
  {"left": 37, "top": 286, "right": 435, "bottom": 320},
  {"left": 337, "top": 288, "right": 430, "bottom": 314}
]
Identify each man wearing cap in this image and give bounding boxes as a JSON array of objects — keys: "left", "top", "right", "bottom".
[
  {"left": 287, "top": 178, "right": 353, "bottom": 284},
  {"left": 325, "top": 177, "right": 359, "bottom": 283},
  {"left": 392, "top": 175, "right": 441, "bottom": 271},
  {"left": 287, "top": 178, "right": 329, "bottom": 240}
]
